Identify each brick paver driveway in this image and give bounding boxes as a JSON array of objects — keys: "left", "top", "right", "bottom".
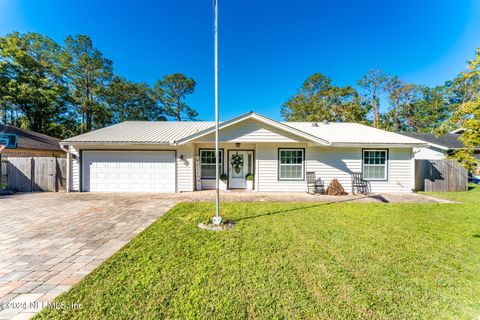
[{"left": 0, "top": 193, "right": 178, "bottom": 319}]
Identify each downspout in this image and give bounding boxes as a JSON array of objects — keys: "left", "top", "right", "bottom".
[{"left": 60, "top": 144, "right": 70, "bottom": 193}]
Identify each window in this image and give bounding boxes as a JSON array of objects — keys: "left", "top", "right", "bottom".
[
  {"left": 278, "top": 149, "right": 304, "bottom": 180},
  {"left": 363, "top": 150, "right": 388, "bottom": 180},
  {"left": 200, "top": 149, "right": 223, "bottom": 179}
]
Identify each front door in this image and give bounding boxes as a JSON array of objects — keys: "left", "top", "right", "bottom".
[{"left": 228, "top": 150, "right": 253, "bottom": 189}]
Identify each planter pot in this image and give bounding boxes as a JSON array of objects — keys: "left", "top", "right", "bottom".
[
  {"left": 220, "top": 180, "right": 227, "bottom": 190},
  {"left": 246, "top": 180, "right": 253, "bottom": 190}
]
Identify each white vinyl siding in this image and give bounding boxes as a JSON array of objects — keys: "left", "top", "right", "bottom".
[
  {"left": 70, "top": 146, "right": 80, "bottom": 191},
  {"left": 176, "top": 145, "right": 194, "bottom": 192},
  {"left": 306, "top": 147, "right": 413, "bottom": 193},
  {"left": 200, "top": 119, "right": 304, "bottom": 143},
  {"left": 253, "top": 145, "right": 413, "bottom": 193},
  {"left": 257, "top": 143, "right": 307, "bottom": 192},
  {"left": 412, "top": 147, "right": 446, "bottom": 160}
]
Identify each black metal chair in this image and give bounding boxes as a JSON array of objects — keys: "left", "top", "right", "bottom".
[
  {"left": 306, "top": 171, "right": 325, "bottom": 194},
  {"left": 351, "top": 172, "right": 368, "bottom": 194}
]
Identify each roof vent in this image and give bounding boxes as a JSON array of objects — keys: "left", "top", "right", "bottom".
[
  {"left": 311, "top": 122, "right": 319, "bottom": 127},
  {"left": 323, "top": 120, "right": 329, "bottom": 125}
]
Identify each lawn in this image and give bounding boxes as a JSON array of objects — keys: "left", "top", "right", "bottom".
[{"left": 36, "top": 187, "right": 480, "bottom": 319}]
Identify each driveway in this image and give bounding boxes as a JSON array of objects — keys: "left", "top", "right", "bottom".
[
  {"left": 0, "top": 191, "right": 449, "bottom": 319},
  {"left": 0, "top": 193, "right": 178, "bottom": 320}
]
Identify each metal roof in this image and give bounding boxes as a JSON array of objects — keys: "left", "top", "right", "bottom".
[
  {"left": 285, "top": 122, "right": 425, "bottom": 145},
  {"left": 63, "top": 121, "right": 215, "bottom": 144},
  {"left": 62, "top": 114, "right": 427, "bottom": 146}
]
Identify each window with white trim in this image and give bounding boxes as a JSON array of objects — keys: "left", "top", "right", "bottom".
[
  {"left": 200, "top": 150, "right": 223, "bottom": 179},
  {"left": 279, "top": 149, "right": 304, "bottom": 180},
  {"left": 363, "top": 149, "right": 388, "bottom": 180}
]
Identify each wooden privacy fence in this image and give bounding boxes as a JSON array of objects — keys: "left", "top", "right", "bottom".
[
  {"left": 0, "top": 157, "right": 67, "bottom": 192},
  {"left": 415, "top": 159, "right": 468, "bottom": 192}
]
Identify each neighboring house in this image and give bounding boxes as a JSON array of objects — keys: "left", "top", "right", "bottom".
[
  {"left": 60, "top": 112, "right": 426, "bottom": 193},
  {"left": 0, "top": 124, "right": 65, "bottom": 157},
  {"left": 401, "top": 131, "right": 480, "bottom": 161}
]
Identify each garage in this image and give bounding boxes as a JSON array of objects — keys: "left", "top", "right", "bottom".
[{"left": 82, "top": 151, "right": 176, "bottom": 192}]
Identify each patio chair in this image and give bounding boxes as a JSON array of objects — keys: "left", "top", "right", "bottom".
[
  {"left": 351, "top": 172, "right": 368, "bottom": 194},
  {"left": 306, "top": 171, "right": 325, "bottom": 194}
]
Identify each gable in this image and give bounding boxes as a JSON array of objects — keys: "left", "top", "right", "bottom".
[{"left": 196, "top": 119, "right": 306, "bottom": 143}]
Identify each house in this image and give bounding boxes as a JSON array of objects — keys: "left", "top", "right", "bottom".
[
  {"left": 60, "top": 112, "right": 427, "bottom": 193},
  {"left": 401, "top": 130, "right": 480, "bottom": 161},
  {"left": 0, "top": 124, "right": 65, "bottom": 158}
]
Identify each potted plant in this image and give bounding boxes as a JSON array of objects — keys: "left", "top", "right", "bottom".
[
  {"left": 220, "top": 173, "right": 228, "bottom": 190},
  {"left": 246, "top": 174, "right": 254, "bottom": 190}
]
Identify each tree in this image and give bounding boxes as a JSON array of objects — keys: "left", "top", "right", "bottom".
[
  {"left": 101, "top": 76, "right": 166, "bottom": 124},
  {"left": 62, "top": 35, "right": 113, "bottom": 132},
  {"left": 357, "top": 69, "right": 390, "bottom": 128},
  {"left": 153, "top": 73, "right": 198, "bottom": 121},
  {"left": 384, "top": 76, "right": 415, "bottom": 131},
  {"left": 0, "top": 32, "right": 69, "bottom": 135},
  {"left": 281, "top": 73, "right": 370, "bottom": 123},
  {"left": 447, "top": 48, "right": 480, "bottom": 170}
]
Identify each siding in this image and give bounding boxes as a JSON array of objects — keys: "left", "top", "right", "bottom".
[
  {"left": 257, "top": 143, "right": 308, "bottom": 192},
  {"left": 368, "top": 148, "right": 414, "bottom": 192},
  {"left": 200, "top": 119, "right": 303, "bottom": 143},
  {"left": 413, "top": 147, "right": 446, "bottom": 160},
  {"left": 256, "top": 145, "right": 414, "bottom": 193},
  {"left": 306, "top": 147, "right": 361, "bottom": 192},
  {"left": 176, "top": 144, "right": 194, "bottom": 192},
  {"left": 307, "top": 147, "right": 413, "bottom": 193},
  {"left": 195, "top": 143, "right": 255, "bottom": 190},
  {"left": 70, "top": 146, "right": 80, "bottom": 191}
]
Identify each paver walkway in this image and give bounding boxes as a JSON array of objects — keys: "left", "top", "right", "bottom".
[
  {"left": 0, "top": 190, "right": 449, "bottom": 319},
  {"left": 0, "top": 193, "right": 178, "bottom": 319}
]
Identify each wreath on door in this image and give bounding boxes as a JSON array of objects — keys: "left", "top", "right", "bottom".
[{"left": 230, "top": 153, "right": 244, "bottom": 174}]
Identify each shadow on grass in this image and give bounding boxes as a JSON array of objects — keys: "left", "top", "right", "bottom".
[
  {"left": 235, "top": 195, "right": 375, "bottom": 222},
  {"left": 473, "top": 234, "right": 480, "bottom": 238}
]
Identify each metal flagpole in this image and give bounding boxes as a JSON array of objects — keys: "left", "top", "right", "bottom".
[{"left": 213, "top": 0, "right": 221, "bottom": 225}]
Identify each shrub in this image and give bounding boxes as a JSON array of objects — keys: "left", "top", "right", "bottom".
[
  {"left": 220, "top": 174, "right": 228, "bottom": 181},
  {"left": 246, "top": 174, "right": 254, "bottom": 181}
]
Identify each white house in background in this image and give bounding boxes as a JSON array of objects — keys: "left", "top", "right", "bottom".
[
  {"left": 401, "top": 130, "right": 480, "bottom": 161},
  {"left": 60, "top": 112, "right": 427, "bottom": 193}
]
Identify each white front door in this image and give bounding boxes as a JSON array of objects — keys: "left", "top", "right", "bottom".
[{"left": 228, "top": 150, "right": 253, "bottom": 189}]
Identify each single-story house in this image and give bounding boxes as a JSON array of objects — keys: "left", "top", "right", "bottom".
[
  {"left": 401, "top": 130, "right": 480, "bottom": 161},
  {"left": 60, "top": 112, "right": 427, "bottom": 193},
  {"left": 0, "top": 124, "right": 65, "bottom": 157}
]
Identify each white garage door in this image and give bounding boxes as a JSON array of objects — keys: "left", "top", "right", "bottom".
[{"left": 83, "top": 151, "right": 176, "bottom": 192}]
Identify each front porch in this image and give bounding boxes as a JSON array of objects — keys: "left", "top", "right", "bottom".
[{"left": 194, "top": 142, "right": 258, "bottom": 191}]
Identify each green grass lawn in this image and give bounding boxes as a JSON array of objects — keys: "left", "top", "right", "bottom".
[{"left": 36, "top": 187, "right": 480, "bottom": 319}]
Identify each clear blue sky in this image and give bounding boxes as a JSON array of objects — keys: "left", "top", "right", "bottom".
[{"left": 1, "top": 0, "right": 479, "bottom": 121}]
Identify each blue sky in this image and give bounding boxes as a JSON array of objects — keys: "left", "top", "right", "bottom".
[{"left": 1, "top": 0, "right": 479, "bottom": 121}]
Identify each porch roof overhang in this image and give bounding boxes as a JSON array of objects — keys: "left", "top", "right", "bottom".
[{"left": 175, "top": 112, "right": 331, "bottom": 146}]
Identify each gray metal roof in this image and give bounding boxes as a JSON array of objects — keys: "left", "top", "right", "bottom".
[
  {"left": 62, "top": 114, "right": 426, "bottom": 146},
  {"left": 63, "top": 121, "right": 215, "bottom": 144}
]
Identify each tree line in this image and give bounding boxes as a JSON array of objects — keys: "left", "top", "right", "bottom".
[
  {"left": 0, "top": 32, "right": 478, "bottom": 169},
  {"left": 0, "top": 32, "right": 198, "bottom": 138},
  {"left": 281, "top": 50, "right": 479, "bottom": 168}
]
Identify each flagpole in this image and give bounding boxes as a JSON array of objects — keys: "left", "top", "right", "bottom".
[{"left": 213, "top": 0, "right": 221, "bottom": 224}]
